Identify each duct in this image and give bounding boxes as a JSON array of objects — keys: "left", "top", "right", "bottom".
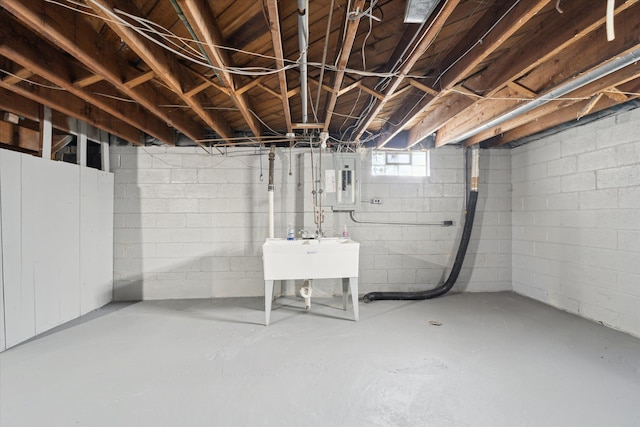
[
  {"left": 363, "top": 145, "right": 479, "bottom": 302},
  {"left": 298, "top": 0, "right": 309, "bottom": 124},
  {"left": 448, "top": 46, "right": 640, "bottom": 146}
]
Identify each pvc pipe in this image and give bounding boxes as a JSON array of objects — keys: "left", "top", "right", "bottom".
[
  {"left": 606, "top": 0, "right": 615, "bottom": 41},
  {"left": 268, "top": 191, "right": 274, "bottom": 238},
  {"left": 268, "top": 146, "right": 276, "bottom": 238}
]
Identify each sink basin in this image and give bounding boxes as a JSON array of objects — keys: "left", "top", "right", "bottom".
[
  {"left": 262, "top": 238, "right": 360, "bottom": 280},
  {"left": 262, "top": 237, "right": 360, "bottom": 325}
]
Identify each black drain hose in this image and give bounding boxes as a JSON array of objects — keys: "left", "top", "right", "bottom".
[{"left": 362, "top": 189, "right": 478, "bottom": 302}]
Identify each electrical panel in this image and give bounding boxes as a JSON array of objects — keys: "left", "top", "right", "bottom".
[{"left": 323, "top": 153, "right": 361, "bottom": 211}]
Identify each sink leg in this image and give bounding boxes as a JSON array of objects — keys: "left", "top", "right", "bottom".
[
  {"left": 265, "top": 280, "right": 274, "bottom": 326},
  {"left": 349, "top": 277, "right": 359, "bottom": 321},
  {"left": 342, "top": 277, "right": 350, "bottom": 311}
]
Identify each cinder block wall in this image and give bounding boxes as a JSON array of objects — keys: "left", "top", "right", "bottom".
[
  {"left": 512, "top": 107, "right": 640, "bottom": 337},
  {"left": 352, "top": 147, "right": 511, "bottom": 295},
  {"left": 110, "top": 146, "right": 512, "bottom": 300}
]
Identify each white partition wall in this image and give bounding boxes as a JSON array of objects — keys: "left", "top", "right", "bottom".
[
  {"left": 80, "top": 168, "right": 114, "bottom": 314},
  {"left": 0, "top": 149, "right": 114, "bottom": 350}
]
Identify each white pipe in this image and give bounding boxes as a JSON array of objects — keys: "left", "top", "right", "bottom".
[
  {"left": 298, "top": 0, "right": 309, "bottom": 124},
  {"left": 447, "top": 46, "right": 640, "bottom": 145},
  {"left": 606, "top": 0, "right": 615, "bottom": 41},
  {"left": 268, "top": 192, "right": 274, "bottom": 238},
  {"left": 268, "top": 146, "right": 276, "bottom": 238},
  {"left": 300, "top": 280, "right": 313, "bottom": 310}
]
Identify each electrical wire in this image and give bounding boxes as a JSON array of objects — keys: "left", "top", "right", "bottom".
[{"left": 0, "top": 69, "right": 65, "bottom": 90}]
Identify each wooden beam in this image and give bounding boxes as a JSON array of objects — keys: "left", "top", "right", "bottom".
[
  {"left": 322, "top": 0, "right": 367, "bottom": 131},
  {"left": 0, "top": 78, "right": 143, "bottom": 145},
  {"left": 265, "top": 0, "right": 293, "bottom": 133},
  {"left": 408, "top": 79, "right": 439, "bottom": 97},
  {"left": 176, "top": 0, "right": 262, "bottom": 137},
  {"left": 438, "top": 5, "right": 640, "bottom": 147},
  {"left": 185, "top": 80, "right": 213, "bottom": 98},
  {"left": 51, "top": 134, "right": 73, "bottom": 155},
  {"left": 236, "top": 76, "right": 265, "bottom": 96},
  {"left": 0, "top": 88, "right": 74, "bottom": 134},
  {"left": 257, "top": 83, "right": 282, "bottom": 100},
  {"left": 0, "top": 17, "right": 176, "bottom": 144},
  {"left": 1, "top": 0, "right": 205, "bottom": 143},
  {"left": 287, "top": 86, "right": 301, "bottom": 99},
  {"left": 460, "top": 65, "right": 640, "bottom": 146},
  {"left": 603, "top": 87, "right": 629, "bottom": 102},
  {"left": 506, "top": 81, "right": 537, "bottom": 99},
  {"left": 489, "top": 81, "right": 640, "bottom": 146},
  {"left": 2, "top": 68, "right": 34, "bottom": 85},
  {"left": 577, "top": 93, "right": 604, "bottom": 119},
  {"left": 353, "top": 0, "right": 461, "bottom": 143},
  {"left": 74, "top": 73, "right": 104, "bottom": 88},
  {"left": 376, "top": 0, "right": 548, "bottom": 148},
  {"left": 465, "top": 0, "right": 639, "bottom": 97},
  {"left": 439, "top": 0, "right": 551, "bottom": 90},
  {"left": 305, "top": 75, "right": 335, "bottom": 94},
  {"left": 123, "top": 70, "right": 155, "bottom": 89},
  {"left": 337, "top": 81, "right": 361, "bottom": 97},
  {"left": 88, "top": 0, "right": 231, "bottom": 140}
]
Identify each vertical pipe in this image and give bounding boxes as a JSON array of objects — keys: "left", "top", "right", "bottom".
[
  {"left": 470, "top": 145, "right": 479, "bottom": 192},
  {"left": 268, "top": 146, "right": 276, "bottom": 238},
  {"left": 298, "top": 0, "right": 309, "bottom": 124}
]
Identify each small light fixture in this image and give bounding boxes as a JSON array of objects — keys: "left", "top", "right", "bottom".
[{"left": 404, "top": 0, "right": 441, "bottom": 23}]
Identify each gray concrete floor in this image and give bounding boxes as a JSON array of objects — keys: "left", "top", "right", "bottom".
[{"left": 1, "top": 292, "right": 639, "bottom": 427}]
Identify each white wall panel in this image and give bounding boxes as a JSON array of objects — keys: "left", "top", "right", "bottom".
[
  {"left": 1, "top": 149, "right": 114, "bottom": 351},
  {"left": 80, "top": 168, "right": 114, "bottom": 314},
  {"left": 0, "top": 159, "right": 5, "bottom": 352},
  {"left": 0, "top": 150, "right": 33, "bottom": 348},
  {"left": 22, "top": 156, "right": 81, "bottom": 333}
]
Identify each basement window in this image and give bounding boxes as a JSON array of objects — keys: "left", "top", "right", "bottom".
[{"left": 372, "top": 150, "right": 430, "bottom": 177}]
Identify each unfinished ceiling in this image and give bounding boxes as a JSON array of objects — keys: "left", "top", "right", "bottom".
[{"left": 1, "top": 0, "right": 639, "bottom": 152}]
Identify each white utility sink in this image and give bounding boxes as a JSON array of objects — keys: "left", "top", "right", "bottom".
[{"left": 262, "top": 237, "right": 360, "bottom": 325}]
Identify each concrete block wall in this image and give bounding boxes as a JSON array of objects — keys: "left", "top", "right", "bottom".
[
  {"left": 111, "top": 145, "right": 512, "bottom": 300},
  {"left": 111, "top": 146, "right": 297, "bottom": 300},
  {"left": 349, "top": 146, "right": 511, "bottom": 295},
  {"left": 512, "top": 107, "right": 640, "bottom": 337}
]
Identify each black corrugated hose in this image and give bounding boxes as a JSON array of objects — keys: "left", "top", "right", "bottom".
[{"left": 362, "top": 189, "right": 479, "bottom": 302}]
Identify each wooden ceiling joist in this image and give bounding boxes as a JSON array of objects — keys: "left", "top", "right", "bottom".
[
  {"left": 375, "top": 0, "right": 549, "bottom": 149},
  {"left": 409, "top": 0, "right": 640, "bottom": 148},
  {"left": 87, "top": 0, "right": 232, "bottom": 141},
  {"left": 2, "top": 67, "right": 34, "bottom": 85},
  {"left": 0, "top": 79, "right": 143, "bottom": 144},
  {"left": 0, "top": 0, "right": 204, "bottom": 144},
  {"left": 0, "top": 88, "right": 74, "bottom": 134},
  {"left": 322, "top": 0, "right": 367, "bottom": 132},
  {"left": 438, "top": 4, "right": 640, "bottom": 147},
  {"left": 74, "top": 73, "right": 104, "bottom": 88},
  {"left": 461, "top": 65, "right": 640, "bottom": 147},
  {"left": 265, "top": 0, "right": 293, "bottom": 134},
  {"left": 466, "top": 0, "right": 640, "bottom": 98},
  {"left": 123, "top": 70, "right": 156, "bottom": 89},
  {"left": 176, "top": 0, "right": 262, "bottom": 138},
  {"left": 352, "top": 0, "right": 461, "bottom": 143},
  {"left": 0, "top": 18, "right": 175, "bottom": 145}
]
